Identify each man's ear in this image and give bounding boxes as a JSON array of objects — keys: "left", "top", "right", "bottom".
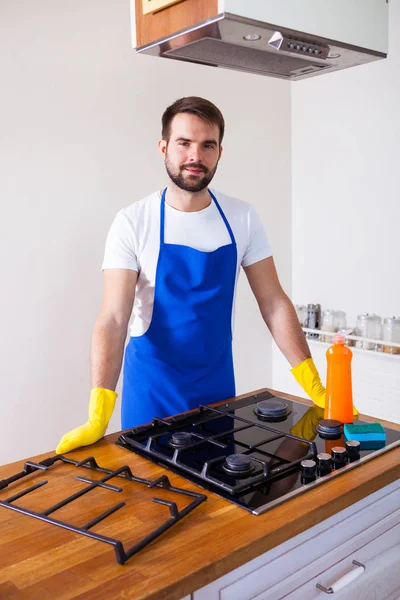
[
  {"left": 219, "top": 145, "right": 223, "bottom": 160},
  {"left": 158, "top": 139, "right": 167, "bottom": 157}
]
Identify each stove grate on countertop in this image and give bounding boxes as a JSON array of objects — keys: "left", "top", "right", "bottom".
[{"left": 0, "top": 454, "right": 207, "bottom": 565}]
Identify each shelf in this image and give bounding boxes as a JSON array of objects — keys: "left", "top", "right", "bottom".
[{"left": 302, "top": 328, "right": 400, "bottom": 360}]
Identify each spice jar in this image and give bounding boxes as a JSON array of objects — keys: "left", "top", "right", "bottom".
[
  {"left": 320, "top": 309, "right": 336, "bottom": 343},
  {"left": 382, "top": 317, "right": 400, "bottom": 354},
  {"left": 333, "top": 310, "right": 347, "bottom": 331},
  {"left": 316, "top": 304, "right": 322, "bottom": 331},
  {"left": 371, "top": 314, "right": 383, "bottom": 351},
  {"left": 295, "top": 304, "right": 307, "bottom": 327},
  {"left": 355, "top": 313, "right": 375, "bottom": 350},
  {"left": 306, "top": 304, "right": 319, "bottom": 339},
  {"left": 355, "top": 313, "right": 382, "bottom": 350}
]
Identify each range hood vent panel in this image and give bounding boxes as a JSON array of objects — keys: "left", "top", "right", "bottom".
[
  {"left": 165, "top": 37, "right": 329, "bottom": 78},
  {"left": 136, "top": 5, "right": 388, "bottom": 81}
]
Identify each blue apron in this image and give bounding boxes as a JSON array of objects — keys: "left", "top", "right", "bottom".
[{"left": 121, "top": 188, "right": 237, "bottom": 428}]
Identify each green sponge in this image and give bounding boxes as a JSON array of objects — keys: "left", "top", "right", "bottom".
[{"left": 344, "top": 423, "right": 386, "bottom": 449}]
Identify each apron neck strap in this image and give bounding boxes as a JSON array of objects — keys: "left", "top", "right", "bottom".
[
  {"left": 208, "top": 190, "right": 236, "bottom": 245},
  {"left": 160, "top": 188, "right": 167, "bottom": 245}
]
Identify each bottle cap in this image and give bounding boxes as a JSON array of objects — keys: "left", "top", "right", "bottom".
[{"left": 333, "top": 333, "right": 345, "bottom": 344}]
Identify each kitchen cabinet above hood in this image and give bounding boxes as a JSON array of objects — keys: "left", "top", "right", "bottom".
[{"left": 133, "top": 0, "right": 388, "bottom": 80}]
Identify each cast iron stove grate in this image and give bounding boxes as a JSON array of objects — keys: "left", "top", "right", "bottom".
[{"left": 0, "top": 454, "right": 206, "bottom": 565}]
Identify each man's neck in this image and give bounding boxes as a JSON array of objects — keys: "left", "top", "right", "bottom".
[{"left": 164, "top": 181, "right": 211, "bottom": 213}]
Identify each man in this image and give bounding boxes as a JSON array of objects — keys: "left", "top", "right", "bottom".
[{"left": 56, "top": 97, "right": 326, "bottom": 455}]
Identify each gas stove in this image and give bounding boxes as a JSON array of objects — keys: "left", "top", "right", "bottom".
[{"left": 116, "top": 391, "right": 400, "bottom": 515}]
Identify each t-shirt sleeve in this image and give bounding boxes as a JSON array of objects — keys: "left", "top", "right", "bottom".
[
  {"left": 101, "top": 210, "right": 139, "bottom": 272},
  {"left": 241, "top": 205, "right": 273, "bottom": 267}
]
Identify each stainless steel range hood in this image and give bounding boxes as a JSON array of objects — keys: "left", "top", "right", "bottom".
[{"left": 136, "top": 0, "right": 388, "bottom": 80}]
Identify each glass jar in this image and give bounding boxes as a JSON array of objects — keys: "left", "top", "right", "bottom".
[
  {"left": 320, "top": 309, "right": 336, "bottom": 343},
  {"left": 371, "top": 314, "right": 383, "bottom": 351},
  {"left": 382, "top": 317, "right": 400, "bottom": 354},
  {"left": 306, "top": 304, "right": 319, "bottom": 339},
  {"left": 355, "top": 313, "right": 375, "bottom": 350},
  {"left": 355, "top": 313, "right": 382, "bottom": 350},
  {"left": 333, "top": 310, "right": 347, "bottom": 330},
  {"left": 295, "top": 304, "right": 308, "bottom": 327}
]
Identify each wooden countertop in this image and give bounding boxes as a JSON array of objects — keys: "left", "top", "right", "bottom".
[{"left": 1, "top": 389, "right": 399, "bottom": 600}]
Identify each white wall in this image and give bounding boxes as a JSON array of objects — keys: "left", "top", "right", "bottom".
[
  {"left": 291, "top": 0, "right": 399, "bottom": 328},
  {"left": 0, "top": 0, "right": 291, "bottom": 464},
  {"left": 272, "top": 0, "right": 400, "bottom": 420}
]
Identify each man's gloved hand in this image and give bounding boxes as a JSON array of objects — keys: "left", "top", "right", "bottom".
[
  {"left": 291, "top": 358, "right": 358, "bottom": 416},
  {"left": 56, "top": 388, "right": 117, "bottom": 454}
]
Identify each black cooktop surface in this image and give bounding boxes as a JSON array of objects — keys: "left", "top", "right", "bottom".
[{"left": 116, "top": 391, "right": 400, "bottom": 514}]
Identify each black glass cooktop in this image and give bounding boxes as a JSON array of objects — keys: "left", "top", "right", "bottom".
[{"left": 116, "top": 391, "right": 400, "bottom": 514}]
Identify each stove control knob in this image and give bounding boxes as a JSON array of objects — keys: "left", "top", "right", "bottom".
[
  {"left": 331, "top": 446, "right": 347, "bottom": 468},
  {"left": 345, "top": 439, "right": 361, "bottom": 462},
  {"left": 301, "top": 459, "right": 317, "bottom": 483},
  {"left": 316, "top": 452, "right": 332, "bottom": 475}
]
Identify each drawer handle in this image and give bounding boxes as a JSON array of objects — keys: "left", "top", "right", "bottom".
[{"left": 316, "top": 560, "right": 366, "bottom": 594}]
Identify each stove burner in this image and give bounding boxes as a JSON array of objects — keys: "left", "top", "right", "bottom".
[
  {"left": 254, "top": 399, "right": 291, "bottom": 422},
  {"left": 223, "top": 454, "right": 254, "bottom": 477},
  {"left": 169, "top": 432, "right": 193, "bottom": 448},
  {"left": 316, "top": 419, "right": 343, "bottom": 439}
]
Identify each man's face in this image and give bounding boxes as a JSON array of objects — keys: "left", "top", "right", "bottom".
[{"left": 159, "top": 113, "right": 222, "bottom": 193}]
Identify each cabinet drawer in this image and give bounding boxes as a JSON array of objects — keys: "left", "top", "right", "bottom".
[{"left": 281, "top": 524, "right": 400, "bottom": 600}]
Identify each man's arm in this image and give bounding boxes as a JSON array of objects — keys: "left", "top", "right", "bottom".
[
  {"left": 243, "top": 257, "right": 310, "bottom": 367},
  {"left": 56, "top": 268, "right": 138, "bottom": 454},
  {"left": 91, "top": 268, "right": 138, "bottom": 390}
]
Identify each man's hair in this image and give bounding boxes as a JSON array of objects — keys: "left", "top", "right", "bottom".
[{"left": 161, "top": 96, "right": 225, "bottom": 144}]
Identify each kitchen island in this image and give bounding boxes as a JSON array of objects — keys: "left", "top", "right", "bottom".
[{"left": 0, "top": 389, "right": 399, "bottom": 600}]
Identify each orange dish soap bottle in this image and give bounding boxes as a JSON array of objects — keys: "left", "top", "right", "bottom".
[{"left": 324, "top": 333, "right": 354, "bottom": 424}]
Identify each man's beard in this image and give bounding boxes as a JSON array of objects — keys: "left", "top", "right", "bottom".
[{"left": 165, "top": 156, "right": 218, "bottom": 193}]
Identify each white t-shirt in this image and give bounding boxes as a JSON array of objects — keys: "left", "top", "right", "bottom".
[{"left": 102, "top": 189, "right": 272, "bottom": 337}]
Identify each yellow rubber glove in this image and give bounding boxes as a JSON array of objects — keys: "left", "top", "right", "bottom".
[
  {"left": 291, "top": 358, "right": 358, "bottom": 416},
  {"left": 56, "top": 388, "right": 117, "bottom": 454}
]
